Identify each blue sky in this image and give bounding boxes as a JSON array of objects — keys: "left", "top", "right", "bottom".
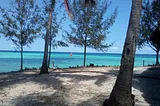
[{"left": 0, "top": 0, "right": 155, "bottom": 54}]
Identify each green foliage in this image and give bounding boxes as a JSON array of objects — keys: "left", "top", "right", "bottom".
[
  {"left": 64, "top": 0, "right": 117, "bottom": 52},
  {"left": 0, "top": 0, "right": 42, "bottom": 71},
  {"left": 0, "top": 0, "right": 41, "bottom": 49},
  {"left": 138, "top": 0, "right": 160, "bottom": 51},
  {"left": 24, "top": 67, "right": 38, "bottom": 70},
  {"left": 150, "top": 27, "right": 160, "bottom": 47}
]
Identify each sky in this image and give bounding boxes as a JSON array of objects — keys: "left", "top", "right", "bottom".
[{"left": 0, "top": 0, "right": 156, "bottom": 54}]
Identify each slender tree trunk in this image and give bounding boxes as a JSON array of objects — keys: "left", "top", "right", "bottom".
[
  {"left": 48, "top": 38, "right": 52, "bottom": 68},
  {"left": 103, "top": 0, "right": 142, "bottom": 106},
  {"left": 20, "top": 45, "right": 23, "bottom": 71},
  {"left": 83, "top": 18, "right": 88, "bottom": 67},
  {"left": 83, "top": 43, "right": 87, "bottom": 67},
  {"left": 40, "top": 30, "right": 50, "bottom": 74},
  {"left": 156, "top": 49, "right": 159, "bottom": 65},
  {"left": 20, "top": 31, "right": 23, "bottom": 71},
  {"left": 83, "top": 36, "right": 87, "bottom": 67},
  {"left": 40, "top": 0, "right": 55, "bottom": 74}
]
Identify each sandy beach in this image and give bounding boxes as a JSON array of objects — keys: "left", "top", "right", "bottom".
[{"left": 0, "top": 66, "right": 160, "bottom": 106}]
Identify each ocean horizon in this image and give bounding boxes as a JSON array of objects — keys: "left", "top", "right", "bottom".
[{"left": 0, "top": 50, "right": 158, "bottom": 73}]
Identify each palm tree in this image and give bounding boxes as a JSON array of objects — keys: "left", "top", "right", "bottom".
[
  {"left": 103, "top": 0, "right": 142, "bottom": 105},
  {"left": 40, "top": 0, "right": 55, "bottom": 74}
]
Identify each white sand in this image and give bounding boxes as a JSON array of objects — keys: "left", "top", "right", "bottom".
[{"left": 0, "top": 66, "right": 160, "bottom": 106}]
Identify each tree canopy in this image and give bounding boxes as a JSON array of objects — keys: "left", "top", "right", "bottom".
[
  {"left": 138, "top": 0, "right": 160, "bottom": 50},
  {"left": 150, "top": 27, "right": 160, "bottom": 47},
  {"left": 138, "top": 0, "right": 160, "bottom": 64},
  {"left": 0, "top": 0, "right": 41, "bottom": 48},
  {"left": 64, "top": 0, "right": 117, "bottom": 66},
  {"left": 0, "top": 0, "right": 41, "bottom": 70}
]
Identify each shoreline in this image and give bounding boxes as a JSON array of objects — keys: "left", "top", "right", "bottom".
[
  {"left": 0, "top": 65, "right": 120, "bottom": 74},
  {"left": 0, "top": 64, "right": 154, "bottom": 74}
]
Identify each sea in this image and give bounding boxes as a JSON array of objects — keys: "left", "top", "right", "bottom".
[{"left": 0, "top": 50, "right": 157, "bottom": 73}]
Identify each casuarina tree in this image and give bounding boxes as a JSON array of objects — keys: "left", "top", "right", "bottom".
[
  {"left": 138, "top": 0, "right": 160, "bottom": 65},
  {"left": 0, "top": 0, "right": 41, "bottom": 71},
  {"left": 150, "top": 27, "right": 160, "bottom": 64},
  {"left": 64, "top": 0, "right": 117, "bottom": 66}
]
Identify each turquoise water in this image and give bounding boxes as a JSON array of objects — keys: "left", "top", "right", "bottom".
[{"left": 0, "top": 50, "right": 157, "bottom": 73}]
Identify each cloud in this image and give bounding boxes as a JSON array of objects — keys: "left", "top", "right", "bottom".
[
  {"left": 110, "top": 47, "right": 119, "bottom": 50},
  {"left": 11, "top": 44, "right": 16, "bottom": 48}
]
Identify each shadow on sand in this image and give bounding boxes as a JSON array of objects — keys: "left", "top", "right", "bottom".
[
  {"left": 0, "top": 68, "right": 117, "bottom": 106},
  {"left": 2, "top": 67, "right": 160, "bottom": 106},
  {"left": 133, "top": 66, "right": 160, "bottom": 106}
]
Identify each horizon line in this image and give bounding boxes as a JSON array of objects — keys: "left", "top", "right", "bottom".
[{"left": 0, "top": 49, "right": 156, "bottom": 55}]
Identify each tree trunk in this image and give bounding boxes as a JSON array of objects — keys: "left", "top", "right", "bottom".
[
  {"left": 156, "top": 49, "right": 159, "bottom": 65},
  {"left": 83, "top": 36, "right": 87, "bottom": 67},
  {"left": 103, "top": 0, "right": 142, "bottom": 106},
  {"left": 48, "top": 37, "right": 52, "bottom": 68},
  {"left": 20, "top": 45, "right": 23, "bottom": 71},
  {"left": 83, "top": 43, "right": 87, "bottom": 67},
  {"left": 40, "top": 0, "right": 55, "bottom": 74},
  {"left": 20, "top": 31, "right": 23, "bottom": 71},
  {"left": 40, "top": 30, "right": 50, "bottom": 74}
]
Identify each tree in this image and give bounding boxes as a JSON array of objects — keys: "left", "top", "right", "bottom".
[
  {"left": 150, "top": 27, "right": 160, "bottom": 47},
  {"left": 64, "top": 0, "right": 117, "bottom": 66},
  {"left": 150, "top": 27, "right": 160, "bottom": 64},
  {"left": 47, "top": 11, "right": 58, "bottom": 68},
  {"left": 47, "top": 14, "right": 69, "bottom": 68},
  {"left": 103, "top": 0, "right": 142, "bottom": 105},
  {"left": 40, "top": 0, "right": 55, "bottom": 74},
  {"left": 48, "top": 37, "right": 69, "bottom": 68},
  {"left": 40, "top": 0, "right": 68, "bottom": 72},
  {"left": 138, "top": 0, "right": 160, "bottom": 65},
  {"left": 0, "top": 0, "right": 41, "bottom": 71}
]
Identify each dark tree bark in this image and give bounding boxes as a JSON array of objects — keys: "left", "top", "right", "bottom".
[
  {"left": 20, "top": 32, "right": 23, "bottom": 71},
  {"left": 103, "top": 0, "right": 142, "bottom": 106},
  {"left": 48, "top": 37, "right": 52, "bottom": 68},
  {"left": 156, "top": 49, "right": 159, "bottom": 65},
  {"left": 20, "top": 44, "right": 23, "bottom": 71},
  {"left": 83, "top": 37, "right": 87, "bottom": 67},
  {"left": 40, "top": 30, "right": 50, "bottom": 74}
]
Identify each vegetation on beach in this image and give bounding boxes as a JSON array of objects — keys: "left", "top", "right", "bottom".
[
  {"left": 0, "top": 0, "right": 41, "bottom": 71},
  {"left": 39, "top": 0, "right": 68, "bottom": 74},
  {"left": 138, "top": 0, "right": 160, "bottom": 65},
  {"left": 24, "top": 67, "right": 38, "bottom": 70},
  {"left": 0, "top": 0, "right": 68, "bottom": 72},
  {"left": 63, "top": 0, "right": 117, "bottom": 66},
  {"left": 0, "top": 0, "right": 160, "bottom": 106}
]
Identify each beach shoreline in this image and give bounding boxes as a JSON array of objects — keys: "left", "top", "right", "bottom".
[{"left": 0, "top": 66, "right": 160, "bottom": 106}]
